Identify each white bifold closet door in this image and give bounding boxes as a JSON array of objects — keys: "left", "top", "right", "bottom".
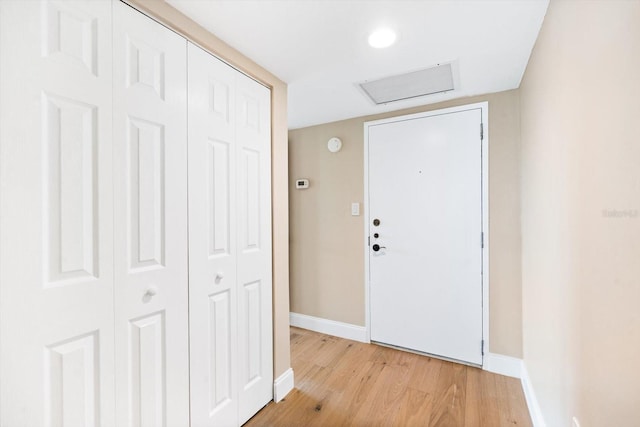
[
  {"left": 0, "top": 1, "right": 115, "bottom": 426},
  {"left": 113, "top": 3, "right": 190, "bottom": 427},
  {"left": 187, "top": 43, "right": 273, "bottom": 427},
  {"left": 0, "top": 1, "right": 190, "bottom": 426},
  {"left": 1, "top": 2, "right": 271, "bottom": 426}
]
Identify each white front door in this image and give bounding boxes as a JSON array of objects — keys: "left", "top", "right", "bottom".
[
  {"left": 367, "top": 106, "right": 484, "bottom": 365},
  {"left": 113, "top": 3, "right": 190, "bottom": 426},
  {"left": 0, "top": 1, "right": 115, "bottom": 425}
]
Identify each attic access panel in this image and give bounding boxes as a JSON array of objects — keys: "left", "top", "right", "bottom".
[{"left": 360, "top": 63, "right": 454, "bottom": 105}]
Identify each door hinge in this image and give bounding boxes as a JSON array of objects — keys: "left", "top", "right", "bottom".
[
  {"left": 368, "top": 236, "right": 370, "bottom": 246},
  {"left": 481, "top": 232, "right": 484, "bottom": 248},
  {"left": 480, "top": 123, "right": 484, "bottom": 140},
  {"left": 481, "top": 339, "right": 485, "bottom": 356}
]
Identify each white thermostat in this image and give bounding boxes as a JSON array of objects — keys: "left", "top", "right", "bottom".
[{"left": 295, "top": 179, "right": 310, "bottom": 189}]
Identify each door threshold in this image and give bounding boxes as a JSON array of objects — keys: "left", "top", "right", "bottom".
[{"left": 371, "top": 340, "right": 482, "bottom": 369}]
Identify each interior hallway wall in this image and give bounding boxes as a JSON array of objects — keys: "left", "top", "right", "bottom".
[
  {"left": 289, "top": 90, "right": 523, "bottom": 358},
  {"left": 520, "top": 0, "right": 640, "bottom": 425}
]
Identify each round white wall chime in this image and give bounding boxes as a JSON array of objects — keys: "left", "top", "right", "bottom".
[{"left": 327, "top": 137, "right": 342, "bottom": 153}]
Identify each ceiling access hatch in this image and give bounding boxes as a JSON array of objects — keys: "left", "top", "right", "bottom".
[{"left": 359, "top": 63, "right": 455, "bottom": 105}]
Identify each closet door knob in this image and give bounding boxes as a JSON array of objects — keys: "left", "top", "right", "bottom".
[
  {"left": 215, "top": 272, "right": 224, "bottom": 282},
  {"left": 144, "top": 286, "right": 158, "bottom": 297}
]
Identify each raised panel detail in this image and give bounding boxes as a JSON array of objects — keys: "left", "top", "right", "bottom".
[
  {"left": 45, "top": 331, "right": 100, "bottom": 427},
  {"left": 129, "top": 312, "right": 166, "bottom": 427},
  {"left": 241, "top": 149, "right": 260, "bottom": 251},
  {"left": 209, "top": 80, "right": 230, "bottom": 122},
  {"left": 126, "top": 36, "right": 165, "bottom": 100},
  {"left": 239, "top": 93, "right": 259, "bottom": 131},
  {"left": 243, "top": 281, "right": 262, "bottom": 387},
  {"left": 128, "top": 117, "right": 165, "bottom": 272},
  {"left": 209, "top": 291, "right": 232, "bottom": 414},
  {"left": 43, "top": 1, "right": 98, "bottom": 75},
  {"left": 207, "top": 139, "right": 230, "bottom": 258},
  {"left": 43, "top": 94, "right": 99, "bottom": 286}
]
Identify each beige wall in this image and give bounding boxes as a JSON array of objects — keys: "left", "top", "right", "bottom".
[
  {"left": 520, "top": 0, "right": 640, "bottom": 425},
  {"left": 289, "top": 90, "right": 523, "bottom": 357},
  {"left": 125, "top": 0, "right": 291, "bottom": 379}
]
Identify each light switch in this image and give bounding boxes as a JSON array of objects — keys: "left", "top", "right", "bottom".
[
  {"left": 295, "top": 179, "right": 309, "bottom": 189},
  {"left": 351, "top": 202, "right": 360, "bottom": 216}
]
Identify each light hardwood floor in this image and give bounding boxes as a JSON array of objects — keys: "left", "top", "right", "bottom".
[{"left": 245, "top": 327, "right": 532, "bottom": 427}]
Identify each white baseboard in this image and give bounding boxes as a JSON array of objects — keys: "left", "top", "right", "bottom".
[
  {"left": 483, "top": 353, "right": 546, "bottom": 427},
  {"left": 273, "top": 368, "right": 294, "bottom": 403},
  {"left": 484, "top": 352, "right": 523, "bottom": 379},
  {"left": 521, "top": 363, "right": 547, "bottom": 427},
  {"left": 289, "top": 312, "right": 368, "bottom": 343}
]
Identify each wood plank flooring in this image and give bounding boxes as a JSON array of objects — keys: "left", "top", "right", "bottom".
[{"left": 245, "top": 327, "right": 532, "bottom": 427}]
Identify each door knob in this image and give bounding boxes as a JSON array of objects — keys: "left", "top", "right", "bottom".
[
  {"left": 215, "top": 272, "right": 224, "bottom": 283},
  {"left": 373, "top": 219, "right": 381, "bottom": 226},
  {"left": 372, "top": 244, "right": 386, "bottom": 252},
  {"left": 144, "top": 286, "right": 158, "bottom": 297}
]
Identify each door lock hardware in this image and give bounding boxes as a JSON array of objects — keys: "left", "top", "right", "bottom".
[{"left": 372, "top": 244, "right": 386, "bottom": 252}]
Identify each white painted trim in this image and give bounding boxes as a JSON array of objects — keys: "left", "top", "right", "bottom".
[
  {"left": 483, "top": 355, "right": 547, "bottom": 427},
  {"left": 521, "top": 363, "right": 547, "bottom": 427},
  {"left": 363, "top": 121, "right": 371, "bottom": 343},
  {"left": 273, "top": 368, "right": 294, "bottom": 403},
  {"left": 363, "top": 102, "right": 490, "bottom": 363},
  {"left": 481, "top": 103, "right": 490, "bottom": 364},
  {"left": 289, "top": 312, "right": 368, "bottom": 343},
  {"left": 483, "top": 352, "right": 523, "bottom": 379}
]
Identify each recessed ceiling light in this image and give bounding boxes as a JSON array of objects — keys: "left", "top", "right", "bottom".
[{"left": 368, "top": 28, "right": 396, "bottom": 49}]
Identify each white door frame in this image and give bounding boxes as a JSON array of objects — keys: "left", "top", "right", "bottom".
[{"left": 363, "top": 102, "right": 489, "bottom": 365}]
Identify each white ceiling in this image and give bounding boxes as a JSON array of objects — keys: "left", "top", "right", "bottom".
[{"left": 167, "top": 0, "right": 549, "bottom": 129}]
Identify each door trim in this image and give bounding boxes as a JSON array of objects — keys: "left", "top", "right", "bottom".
[{"left": 363, "top": 102, "right": 489, "bottom": 366}]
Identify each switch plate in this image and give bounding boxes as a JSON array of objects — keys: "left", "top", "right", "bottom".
[
  {"left": 295, "top": 179, "right": 309, "bottom": 189},
  {"left": 351, "top": 203, "right": 360, "bottom": 216}
]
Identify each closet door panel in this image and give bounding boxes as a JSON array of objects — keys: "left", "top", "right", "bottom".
[
  {"left": 236, "top": 74, "right": 273, "bottom": 425},
  {"left": 188, "top": 43, "right": 239, "bottom": 427},
  {"left": 0, "top": 1, "right": 115, "bottom": 425},
  {"left": 113, "top": 3, "right": 189, "bottom": 427}
]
